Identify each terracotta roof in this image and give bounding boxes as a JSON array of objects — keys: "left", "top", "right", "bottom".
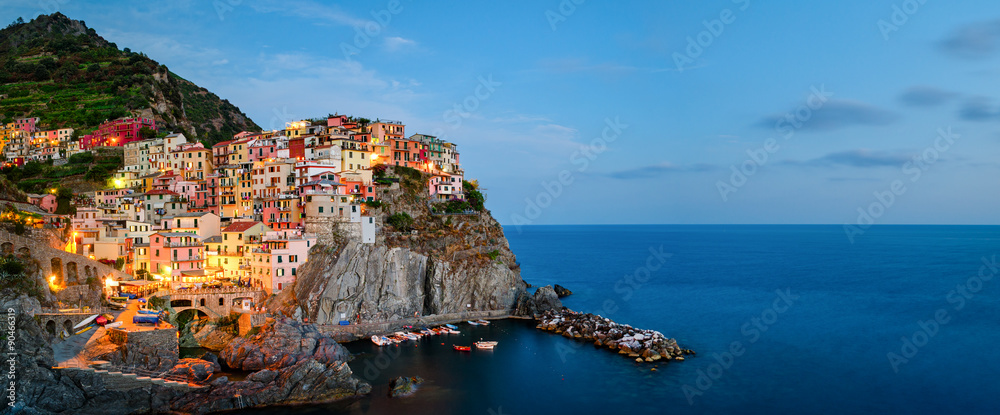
[{"left": 222, "top": 221, "right": 262, "bottom": 233}]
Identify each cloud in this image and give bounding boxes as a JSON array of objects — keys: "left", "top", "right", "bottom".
[
  {"left": 247, "top": 0, "right": 368, "bottom": 27},
  {"left": 782, "top": 149, "right": 912, "bottom": 168},
  {"left": 958, "top": 97, "right": 1000, "bottom": 121},
  {"left": 939, "top": 20, "right": 1000, "bottom": 59},
  {"left": 898, "top": 86, "right": 958, "bottom": 107},
  {"left": 383, "top": 36, "right": 417, "bottom": 51},
  {"left": 530, "top": 57, "right": 672, "bottom": 75},
  {"left": 606, "top": 162, "right": 716, "bottom": 179},
  {"left": 211, "top": 59, "right": 229, "bottom": 66},
  {"left": 758, "top": 99, "right": 898, "bottom": 132}
]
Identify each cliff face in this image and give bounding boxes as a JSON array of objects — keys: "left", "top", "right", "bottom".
[
  {"left": 291, "top": 241, "right": 525, "bottom": 324},
  {"left": 278, "top": 169, "right": 528, "bottom": 324}
]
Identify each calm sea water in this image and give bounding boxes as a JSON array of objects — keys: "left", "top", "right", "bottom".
[{"left": 253, "top": 225, "right": 1000, "bottom": 414}]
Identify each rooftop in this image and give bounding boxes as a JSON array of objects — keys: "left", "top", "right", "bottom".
[{"left": 222, "top": 221, "right": 263, "bottom": 233}]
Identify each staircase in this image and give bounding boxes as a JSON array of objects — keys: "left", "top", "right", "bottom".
[{"left": 53, "top": 365, "right": 206, "bottom": 391}]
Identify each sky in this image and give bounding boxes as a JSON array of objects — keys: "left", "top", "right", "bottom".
[{"left": 3, "top": 0, "right": 1000, "bottom": 226}]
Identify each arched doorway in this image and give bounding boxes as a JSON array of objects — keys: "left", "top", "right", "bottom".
[
  {"left": 66, "top": 262, "right": 78, "bottom": 285},
  {"left": 45, "top": 320, "right": 56, "bottom": 335}
]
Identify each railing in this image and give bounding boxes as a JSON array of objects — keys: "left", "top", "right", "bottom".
[
  {"left": 164, "top": 241, "right": 204, "bottom": 248},
  {"left": 168, "top": 287, "right": 262, "bottom": 296},
  {"left": 171, "top": 255, "right": 202, "bottom": 262}
]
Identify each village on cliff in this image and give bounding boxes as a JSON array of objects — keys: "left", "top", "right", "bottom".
[{"left": 0, "top": 114, "right": 467, "bottom": 297}]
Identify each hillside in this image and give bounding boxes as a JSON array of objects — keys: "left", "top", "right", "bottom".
[{"left": 0, "top": 13, "right": 259, "bottom": 145}]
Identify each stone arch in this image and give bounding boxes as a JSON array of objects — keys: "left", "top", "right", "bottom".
[
  {"left": 84, "top": 266, "right": 92, "bottom": 280},
  {"left": 176, "top": 308, "right": 209, "bottom": 323},
  {"left": 66, "top": 262, "right": 78, "bottom": 285},
  {"left": 50, "top": 258, "right": 63, "bottom": 283},
  {"left": 16, "top": 247, "right": 29, "bottom": 258},
  {"left": 0, "top": 242, "right": 11, "bottom": 255},
  {"left": 62, "top": 319, "right": 73, "bottom": 335},
  {"left": 45, "top": 320, "right": 56, "bottom": 335},
  {"left": 218, "top": 297, "right": 224, "bottom": 307},
  {"left": 171, "top": 299, "right": 193, "bottom": 308}
]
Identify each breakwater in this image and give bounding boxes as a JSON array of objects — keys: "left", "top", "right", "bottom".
[{"left": 535, "top": 310, "right": 694, "bottom": 363}]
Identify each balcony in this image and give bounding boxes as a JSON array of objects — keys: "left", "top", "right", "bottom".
[
  {"left": 164, "top": 241, "right": 204, "bottom": 248},
  {"left": 171, "top": 255, "right": 203, "bottom": 262}
]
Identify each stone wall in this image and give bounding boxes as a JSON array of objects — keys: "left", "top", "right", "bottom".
[{"left": 237, "top": 313, "right": 267, "bottom": 336}]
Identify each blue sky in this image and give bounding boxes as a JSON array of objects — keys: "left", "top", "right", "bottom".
[{"left": 4, "top": 0, "right": 1000, "bottom": 225}]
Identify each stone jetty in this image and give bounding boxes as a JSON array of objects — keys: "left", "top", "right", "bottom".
[{"left": 535, "top": 310, "right": 694, "bottom": 363}]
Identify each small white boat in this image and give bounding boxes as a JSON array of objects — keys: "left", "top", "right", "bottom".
[
  {"left": 104, "top": 321, "right": 123, "bottom": 329},
  {"left": 477, "top": 320, "right": 490, "bottom": 325},
  {"left": 445, "top": 324, "right": 458, "bottom": 330},
  {"left": 371, "top": 335, "right": 390, "bottom": 346},
  {"left": 474, "top": 341, "right": 497, "bottom": 349},
  {"left": 73, "top": 314, "right": 99, "bottom": 330},
  {"left": 467, "top": 320, "right": 481, "bottom": 326}
]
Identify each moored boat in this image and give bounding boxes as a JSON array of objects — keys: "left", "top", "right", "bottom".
[
  {"left": 474, "top": 341, "right": 497, "bottom": 349},
  {"left": 72, "top": 314, "right": 98, "bottom": 330},
  {"left": 371, "top": 335, "right": 391, "bottom": 346},
  {"left": 453, "top": 345, "right": 471, "bottom": 351},
  {"left": 467, "top": 320, "right": 481, "bottom": 326},
  {"left": 476, "top": 319, "right": 490, "bottom": 325}
]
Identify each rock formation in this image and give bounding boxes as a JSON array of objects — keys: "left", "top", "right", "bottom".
[
  {"left": 165, "top": 358, "right": 216, "bottom": 382},
  {"left": 172, "top": 318, "right": 370, "bottom": 413},
  {"left": 389, "top": 376, "right": 424, "bottom": 398},
  {"left": 514, "top": 285, "right": 564, "bottom": 317},
  {"left": 553, "top": 284, "right": 573, "bottom": 298}
]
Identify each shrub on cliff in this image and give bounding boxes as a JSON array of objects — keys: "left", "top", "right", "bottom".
[
  {"left": 464, "top": 180, "right": 485, "bottom": 211},
  {"left": 0, "top": 254, "right": 42, "bottom": 299},
  {"left": 387, "top": 212, "right": 414, "bottom": 232}
]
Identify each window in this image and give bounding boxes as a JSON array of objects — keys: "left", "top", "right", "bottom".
[
  {"left": 219, "top": 298, "right": 224, "bottom": 306},
  {"left": 292, "top": 268, "right": 296, "bottom": 276},
  {"left": 278, "top": 256, "right": 283, "bottom": 263},
  {"left": 318, "top": 206, "right": 324, "bottom": 213}
]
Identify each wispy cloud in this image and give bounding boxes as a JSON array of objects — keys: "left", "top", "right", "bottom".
[
  {"left": 939, "top": 19, "right": 1000, "bottom": 59},
  {"left": 530, "top": 57, "right": 672, "bottom": 75},
  {"left": 958, "top": 96, "right": 1000, "bottom": 121},
  {"left": 247, "top": 0, "right": 368, "bottom": 27},
  {"left": 758, "top": 99, "right": 898, "bottom": 132},
  {"left": 898, "top": 85, "right": 958, "bottom": 107},
  {"left": 384, "top": 36, "right": 417, "bottom": 51},
  {"left": 606, "top": 162, "right": 716, "bottom": 179},
  {"left": 782, "top": 149, "right": 912, "bottom": 168}
]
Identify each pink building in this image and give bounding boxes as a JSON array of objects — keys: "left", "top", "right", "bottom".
[
  {"left": 250, "top": 230, "right": 316, "bottom": 294},
  {"left": 14, "top": 117, "right": 38, "bottom": 133},
  {"left": 80, "top": 117, "right": 156, "bottom": 150},
  {"left": 248, "top": 138, "right": 279, "bottom": 162},
  {"left": 27, "top": 193, "right": 57, "bottom": 214},
  {"left": 148, "top": 232, "right": 205, "bottom": 285}
]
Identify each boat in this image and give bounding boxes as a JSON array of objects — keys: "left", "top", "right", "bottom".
[
  {"left": 453, "top": 345, "right": 471, "bottom": 351},
  {"left": 467, "top": 320, "right": 481, "bottom": 326},
  {"left": 104, "top": 321, "right": 123, "bottom": 329},
  {"left": 74, "top": 325, "right": 94, "bottom": 335},
  {"left": 445, "top": 324, "right": 458, "bottom": 329},
  {"left": 95, "top": 315, "right": 107, "bottom": 326},
  {"left": 72, "top": 314, "right": 99, "bottom": 330},
  {"left": 371, "top": 335, "right": 391, "bottom": 346},
  {"left": 477, "top": 320, "right": 490, "bottom": 325},
  {"left": 137, "top": 309, "right": 158, "bottom": 315},
  {"left": 474, "top": 341, "right": 497, "bottom": 349}
]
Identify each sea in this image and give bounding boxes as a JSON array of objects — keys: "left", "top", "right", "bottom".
[{"left": 249, "top": 225, "right": 1000, "bottom": 414}]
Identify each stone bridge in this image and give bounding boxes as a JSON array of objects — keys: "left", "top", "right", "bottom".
[
  {"left": 36, "top": 312, "right": 96, "bottom": 337},
  {"left": 160, "top": 287, "right": 265, "bottom": 320},
  {"left": 0, "top": 230, "right": 131, "bottom": 286}
]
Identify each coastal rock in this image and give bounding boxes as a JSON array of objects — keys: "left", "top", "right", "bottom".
[
  {"left": 173, "top": 318, "right": 370, "bottom": 413},
  {"left": 220, "top": 318, "right": 350, "bottom": 371},
  {"left": 389, "top": 376, "right": 424, "bottom": 398},
  {"left": 166, "top": 358, "right": 215, "bottom": 382},
  {"left": 171, "top": 358, "right": 371, "bottom": 413},
  {"left": 2, "top": 292, "right": 184, "bottom": 414},
  {"left": 286, "top": 240, "right": 527, "bottom": 326},
  {"left": 516, "top": 285, "right": 563, "bottom": 317},
  {"left": 553, "top": 284, "right": 573, "bottom": 298}
]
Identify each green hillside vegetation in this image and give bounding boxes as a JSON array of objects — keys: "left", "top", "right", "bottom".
[
  {"left": 0, "top": 149, "right": 122, "bottom": 194},
  {"left": 0, "top": 13, "right": 260, "bottom": 144}
]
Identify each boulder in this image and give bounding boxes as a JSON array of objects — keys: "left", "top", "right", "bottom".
[
  {"left": 389, "top": 376, "right": 424, "bottom": 398},
  {"left": 553, "top": 284, "right": 573, "bottom": 298},
  {"left": 166, "top": 358, "right": 215, "bottom": 382}
]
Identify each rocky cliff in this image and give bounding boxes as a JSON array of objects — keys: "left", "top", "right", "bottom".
[{"left": 274, "top": 168, "right": 528, "bottom": 325}]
